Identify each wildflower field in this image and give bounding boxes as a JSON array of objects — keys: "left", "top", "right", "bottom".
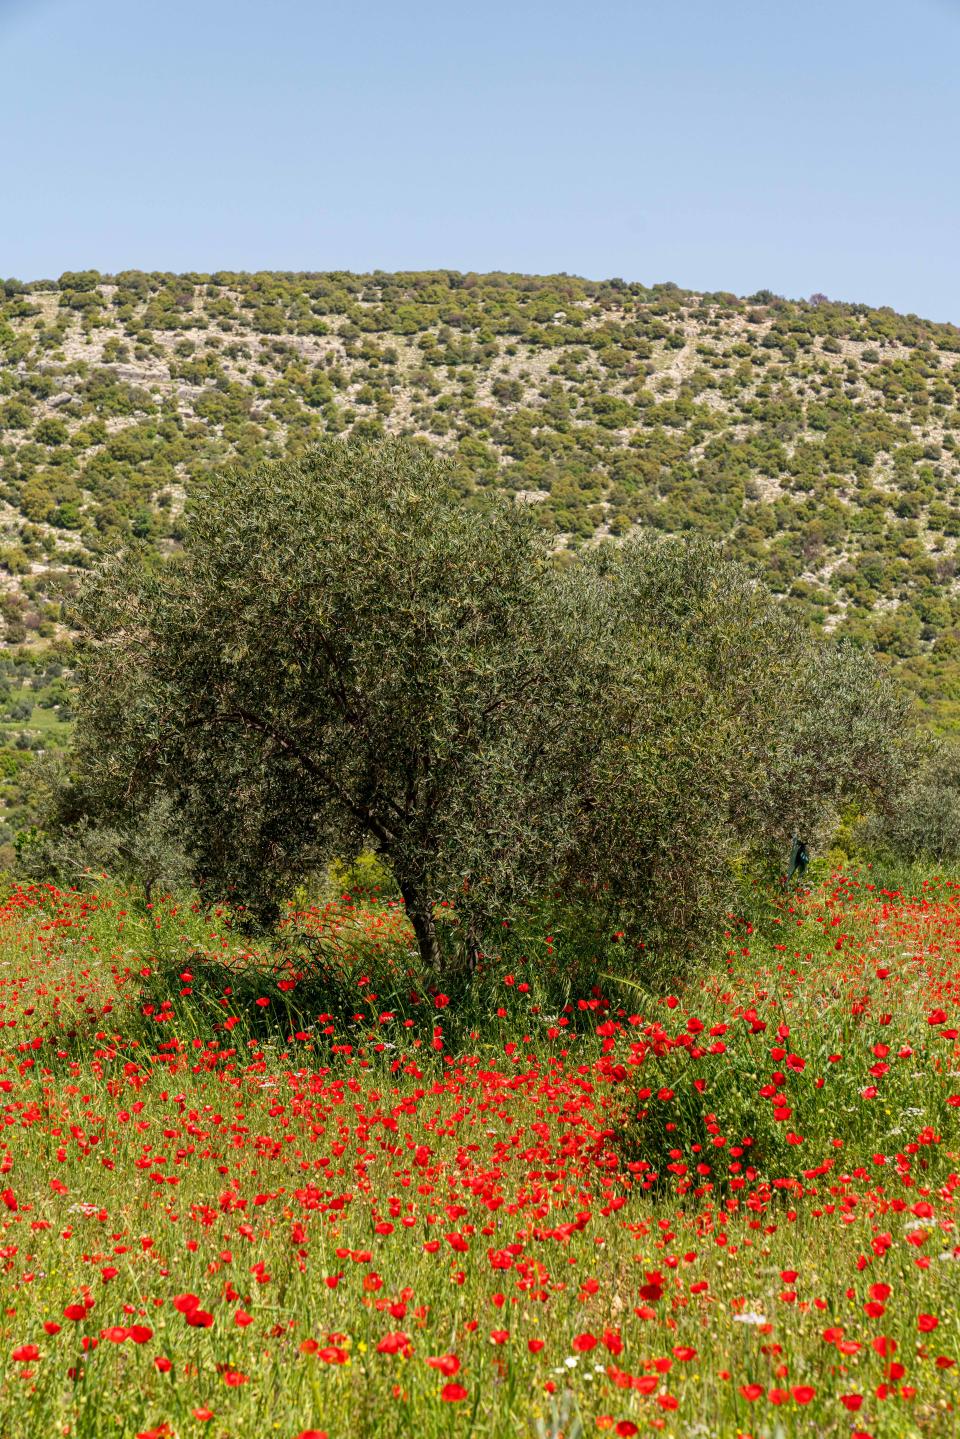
[{"left": 1, "top": 872, "right": 958, "bottom": 1439}]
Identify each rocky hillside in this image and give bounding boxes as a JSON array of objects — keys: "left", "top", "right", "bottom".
[{"left": 4, "top": 269, "right": 960, "bottom": 723}]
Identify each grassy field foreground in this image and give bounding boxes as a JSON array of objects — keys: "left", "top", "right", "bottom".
[{"left": 0, "top": 873, "right": 958, "bottom": 1438}]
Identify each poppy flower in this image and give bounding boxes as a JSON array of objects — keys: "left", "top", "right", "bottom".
[
  {"left": 426, "top": 1354, "right": 459, "bottom": 1376},
  {"left": 376, "top": 1331, "right": 412, "bottom": 1356},
  {"left": 441, "top": 1383, "right": 468, "bottom": 1402},
  {"left": 316, "top": 1346, "right": 348, "bottom": 1364}
]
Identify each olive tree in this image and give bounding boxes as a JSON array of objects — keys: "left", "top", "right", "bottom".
[
  {"left": 70, "top": 439, "right": 608, "bottom": 971},
  {"left": 68, "top": 440, "right": 915, "bottom": 977},
  {"left": 857, "top": 738, "right": 960, "bottom": 862},
  {"left": 558, "top": 536, "right": 914, "bottom": 955}
]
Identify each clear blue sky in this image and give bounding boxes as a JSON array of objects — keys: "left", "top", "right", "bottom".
[{"left": 3, "top": 0, "right": 960, "bottom": 321}]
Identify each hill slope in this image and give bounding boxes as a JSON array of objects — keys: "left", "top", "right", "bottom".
[{"left": 4, "top": 269, "right": 960, "bottom": 722}]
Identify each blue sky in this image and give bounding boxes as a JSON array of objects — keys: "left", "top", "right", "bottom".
[{"left": 3, "top": 0, "right": 959, "bottom": 320}]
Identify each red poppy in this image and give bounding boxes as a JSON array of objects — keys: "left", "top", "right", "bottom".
[{"left": 426, "top": 1354, "right": 459, "bottom": 1376}]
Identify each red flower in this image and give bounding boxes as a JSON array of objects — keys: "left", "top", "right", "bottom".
[
  {"left": 840, "top": 1394, "right": 863, "bottom": 1412},
  {"left": 791, "top": 1385, "right": 815, "bottom": 1404},
  {"left": 376, "top": 1331, "right": 412, "bottom": 1356},
  {"left": 316, "top": 1346, "right": 348, "bottom": 1364},
  {"left": 12, "top": 1343, "right": 40, "bottom": 1362},
  {"left": 739, "top": 1384, "right": 764, "bottom": 1401},
  {"left": 441, "top": 1383, "right": 468, "bottom": 1402},
  {"left": 919, "top": 1314, "right": 939, "bottom": 1332},
  {"left": 572, "top": 1332, "right": 597, "bottom": 1353},
  {"left": 426, "top": 1354, "right": 460, "bottom": 1377}
]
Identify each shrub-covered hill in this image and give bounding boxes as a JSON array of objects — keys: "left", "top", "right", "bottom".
[{"left": 4, "top": 269, "right": 960, "bottom": 721}]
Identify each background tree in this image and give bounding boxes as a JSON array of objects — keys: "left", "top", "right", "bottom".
[
  {"left": 16, "top": 770, "right": 190, "bottom": 906},
  {"left": 857, "top": 738, "right": 960, "bottom": 863},
  {"left": 558, "top": 536, "right": 915, "bottom": 960}
]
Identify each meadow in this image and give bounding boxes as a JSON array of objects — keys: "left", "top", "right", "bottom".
[{"left": 0, "top": 866, "right": 957, "bottom": 1439}]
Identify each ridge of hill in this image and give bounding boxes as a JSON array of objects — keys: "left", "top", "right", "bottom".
[{"left": 4, "top": 269, "right": 960, "bottom": 724}]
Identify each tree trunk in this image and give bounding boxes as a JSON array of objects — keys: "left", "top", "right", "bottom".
[{"left": 399, "top": 879, "right": 441, "bottom": 975}]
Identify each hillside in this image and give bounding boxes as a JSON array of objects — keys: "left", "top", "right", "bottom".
[{"left": 4, "top": 270, "right": 960, "bottom": 722}]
